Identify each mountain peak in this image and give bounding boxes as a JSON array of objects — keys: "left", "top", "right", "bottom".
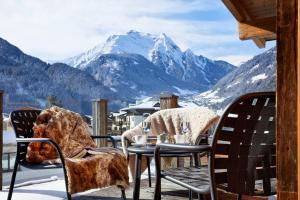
[
  {"left": 63, "top": 31, "right": 235, "bottom": 86},
  {"left": 127, "top": 29, "right": 139, "bottom": 34},
  {"left": 184, "top": 48, "right": 194, "bottom": 55},
  {"left": 126, "top": 30, "right": 148, "bottom": 36}
]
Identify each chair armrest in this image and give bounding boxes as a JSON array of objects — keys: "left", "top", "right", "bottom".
[
  {"left": 16, "top": 138, "right": 66, "bottom": 166},
  {"left": 156, "top": 143, "right": 212, "bottom": 153},
  {"left": 91, "top": 135, "right": 116, "bottom": 148},
  {"left": 16, "top": 138, "right": 55, "bottom": 143}
]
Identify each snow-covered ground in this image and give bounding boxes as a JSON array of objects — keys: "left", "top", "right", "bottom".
[
  {"left": 0, "top": 174, "right": 147, "bottom": 200},
  {"left": 1, "top": 177, "right": 68, "bottom": 200},
  {"left": 4, "top": 130, "right": 16, "bottom": 145},
  {"left": 251, "top": 73, "right": 268, "bottom": 83},
  {"left": 173, "top": 86, "right": 197, "bottom": 96},
  {"left": 0, "top": 176, "right": 103, "bottom": 200}
]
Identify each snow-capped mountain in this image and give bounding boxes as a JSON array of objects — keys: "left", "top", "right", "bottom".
[
  {"left": 190, "top": 47, "right": 276, "bottom": 111},
  {"left": 80, "top": 53, "right": 198, "bottom": 97},
  {"left": 0, "top": 31, "right": 236, "bottom": 114},
  {"left": 64, "top": 30, "right": 235, "bottom": 90},
  {"left": 65, "top": 31, "right": 184, "bottom": 69}
]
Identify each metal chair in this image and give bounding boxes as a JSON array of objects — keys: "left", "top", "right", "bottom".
[
  {"left": 154, "top": 92, "right": 276, "bottom": 200},
  {"left": 8, "top": 109, "right": 126, "bottom": 200}
]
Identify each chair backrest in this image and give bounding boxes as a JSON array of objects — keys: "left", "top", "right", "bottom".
[
  {"left": 210, "top": 92, "right": 276, "bottom": 196},
  {"left": 10, "top": 109, "right": 41, "bottom": 163}
]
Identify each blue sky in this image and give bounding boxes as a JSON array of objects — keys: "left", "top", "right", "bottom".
[{"left": 0, "top": 0, "right": 275, "bottom": 65}]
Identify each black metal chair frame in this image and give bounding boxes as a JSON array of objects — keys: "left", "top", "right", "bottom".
[
  {"left": 154, "top": 92, "right": 276, "bottom": 200},
  {"left": 8, "top": 109, "right": 126, "bottom": 200},
  {"left": 125, "top": 134, "right": 208, "bottom": 188}
]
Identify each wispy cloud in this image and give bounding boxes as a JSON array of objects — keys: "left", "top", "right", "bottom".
[{"left": 0, "top": 0, "right": 273, "bottom": 64}]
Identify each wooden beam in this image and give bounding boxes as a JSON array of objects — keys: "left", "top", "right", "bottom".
[
  {"left": 222, "top": 0, "right": 246, "bottom": 21},
  {"left": 223, "top": 0, "right": 276, "bottom": 48},
  {"left": 222, "top": 0, "right": 252, "bottom": 21},
  {"left": 298, "top": 0, "right": 300, "bottom": 199},
  {"left": 277, "top": 0, "right": 298, "bottom": 199},
  {"left": 239, "top": 17, "right": 276, "bottom": 40},
  {"left": 252, "top": 38, "right": 266, "bottom": 48}
]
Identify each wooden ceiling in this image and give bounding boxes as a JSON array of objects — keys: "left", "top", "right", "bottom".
[{"left": 222, "top": 0, "right": 276, "bottom": 48}]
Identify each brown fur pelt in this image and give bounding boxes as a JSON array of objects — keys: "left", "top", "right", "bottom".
[
  {"left": 25, "top": 123, "right": 58, "bottom": 163},
  {"left": 66, "top": 147, "right": 129, "bottom": 194},
  {"left": 26, "top": 106, "right": 129, "bottom": 193}
]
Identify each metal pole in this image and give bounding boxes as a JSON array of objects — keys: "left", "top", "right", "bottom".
[{"left": 8, "top": 153, "right": 10, "bottom": 171}]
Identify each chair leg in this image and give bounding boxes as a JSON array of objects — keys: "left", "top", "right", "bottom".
[
  {"left": 7, "top": 160, "right": 19, "bottom": 200},
  {"left": 189, "top": 190, "right": 193, "bottom": 200},
  {"left": 198, "top": 194, "right": 205, "bottom": 200},
  {"left": 147, "top": 157, "right": 151, "bottom": 187},
  {"left": 66, "top": 192, "right": 72, "bottom": 200},
  {"left": 121, "top": 187, "right": 126, "bottom": 200},
  {"left": 61, "top": 165, "right": 71, "bottom": 200}
]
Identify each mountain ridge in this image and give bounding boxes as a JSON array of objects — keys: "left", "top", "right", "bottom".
[
  {"left": 189, "top": 47, "right": 276, "bottom": 111},
  {"left": 0, "top": 31, "right": 236, "bottom": 114},
  {"left": 64, "top": 30, "right": 236, "bottom": 91}
]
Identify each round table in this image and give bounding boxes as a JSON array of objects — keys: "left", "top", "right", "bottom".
[{"left": 127, "top": 145, "right": 195, "bottom": 200}]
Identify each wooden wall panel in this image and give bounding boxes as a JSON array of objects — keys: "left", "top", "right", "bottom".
[{"left": 277, "top": 0, "right": 298, "bottom": 199}]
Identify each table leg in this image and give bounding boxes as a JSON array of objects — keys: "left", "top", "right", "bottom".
[
  {"left": 133, "top": 153, "right": 142, "bottom": 200},
  {"left": 147, "top": 156, "right": 151, "bottom": 187}
]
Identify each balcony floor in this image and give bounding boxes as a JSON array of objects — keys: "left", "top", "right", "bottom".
[
  {"left": 0, "top": 176, "right": 189, "bottom": 200},
  {"left": 75, "top": 177, "right": 189, "bottom": 200}
]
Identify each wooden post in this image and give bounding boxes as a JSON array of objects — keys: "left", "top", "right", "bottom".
[
  {"left": 159, "top": 94, "right": 178, "bottom": 110},
  {"left": 0, "top": 91, "right": 3, "bottom": 190},
  {"left": 277, "top": 0, "right": 298, "bottom": 199},
  {"left": 92, "top": 99, "right": 108, "bottom": 147},
  {"left": 159, "top": 94, "right": 183, "bottom": 167},
  {"left": 298, "top": 1, "right": 300, "bottom": 200}
]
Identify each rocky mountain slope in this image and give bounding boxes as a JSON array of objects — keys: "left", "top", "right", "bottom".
[
  {"left": 190, "top": 47, "right": 276, "bottom": 112},
  {"left": 0, "top": 38, "right": 123, "bottom": 114}
]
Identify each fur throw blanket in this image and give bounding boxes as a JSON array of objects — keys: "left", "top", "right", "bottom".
[
  {"left": 26, "top": 106, "right": 129, "bottom": 194},
  {"left": 122, "top": 107, "right": 219, "bottom": 156}
]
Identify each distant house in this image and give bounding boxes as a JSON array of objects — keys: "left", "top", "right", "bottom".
[
  {"left": 110, "top": 111, "right": 127, "bottom": 134},
  {"left": 120, "top": 101, "right": 160, "bottom": 129},
  {"left": 118, "top": 100, "right": 199, "bottom": 130}
]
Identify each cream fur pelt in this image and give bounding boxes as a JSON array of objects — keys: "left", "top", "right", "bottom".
[
  {"left": 122, "top": 107, "right": 219, "bottom": 156},
  {"left": 121, "top": 107, "right": 219, "bottom": 176}
]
